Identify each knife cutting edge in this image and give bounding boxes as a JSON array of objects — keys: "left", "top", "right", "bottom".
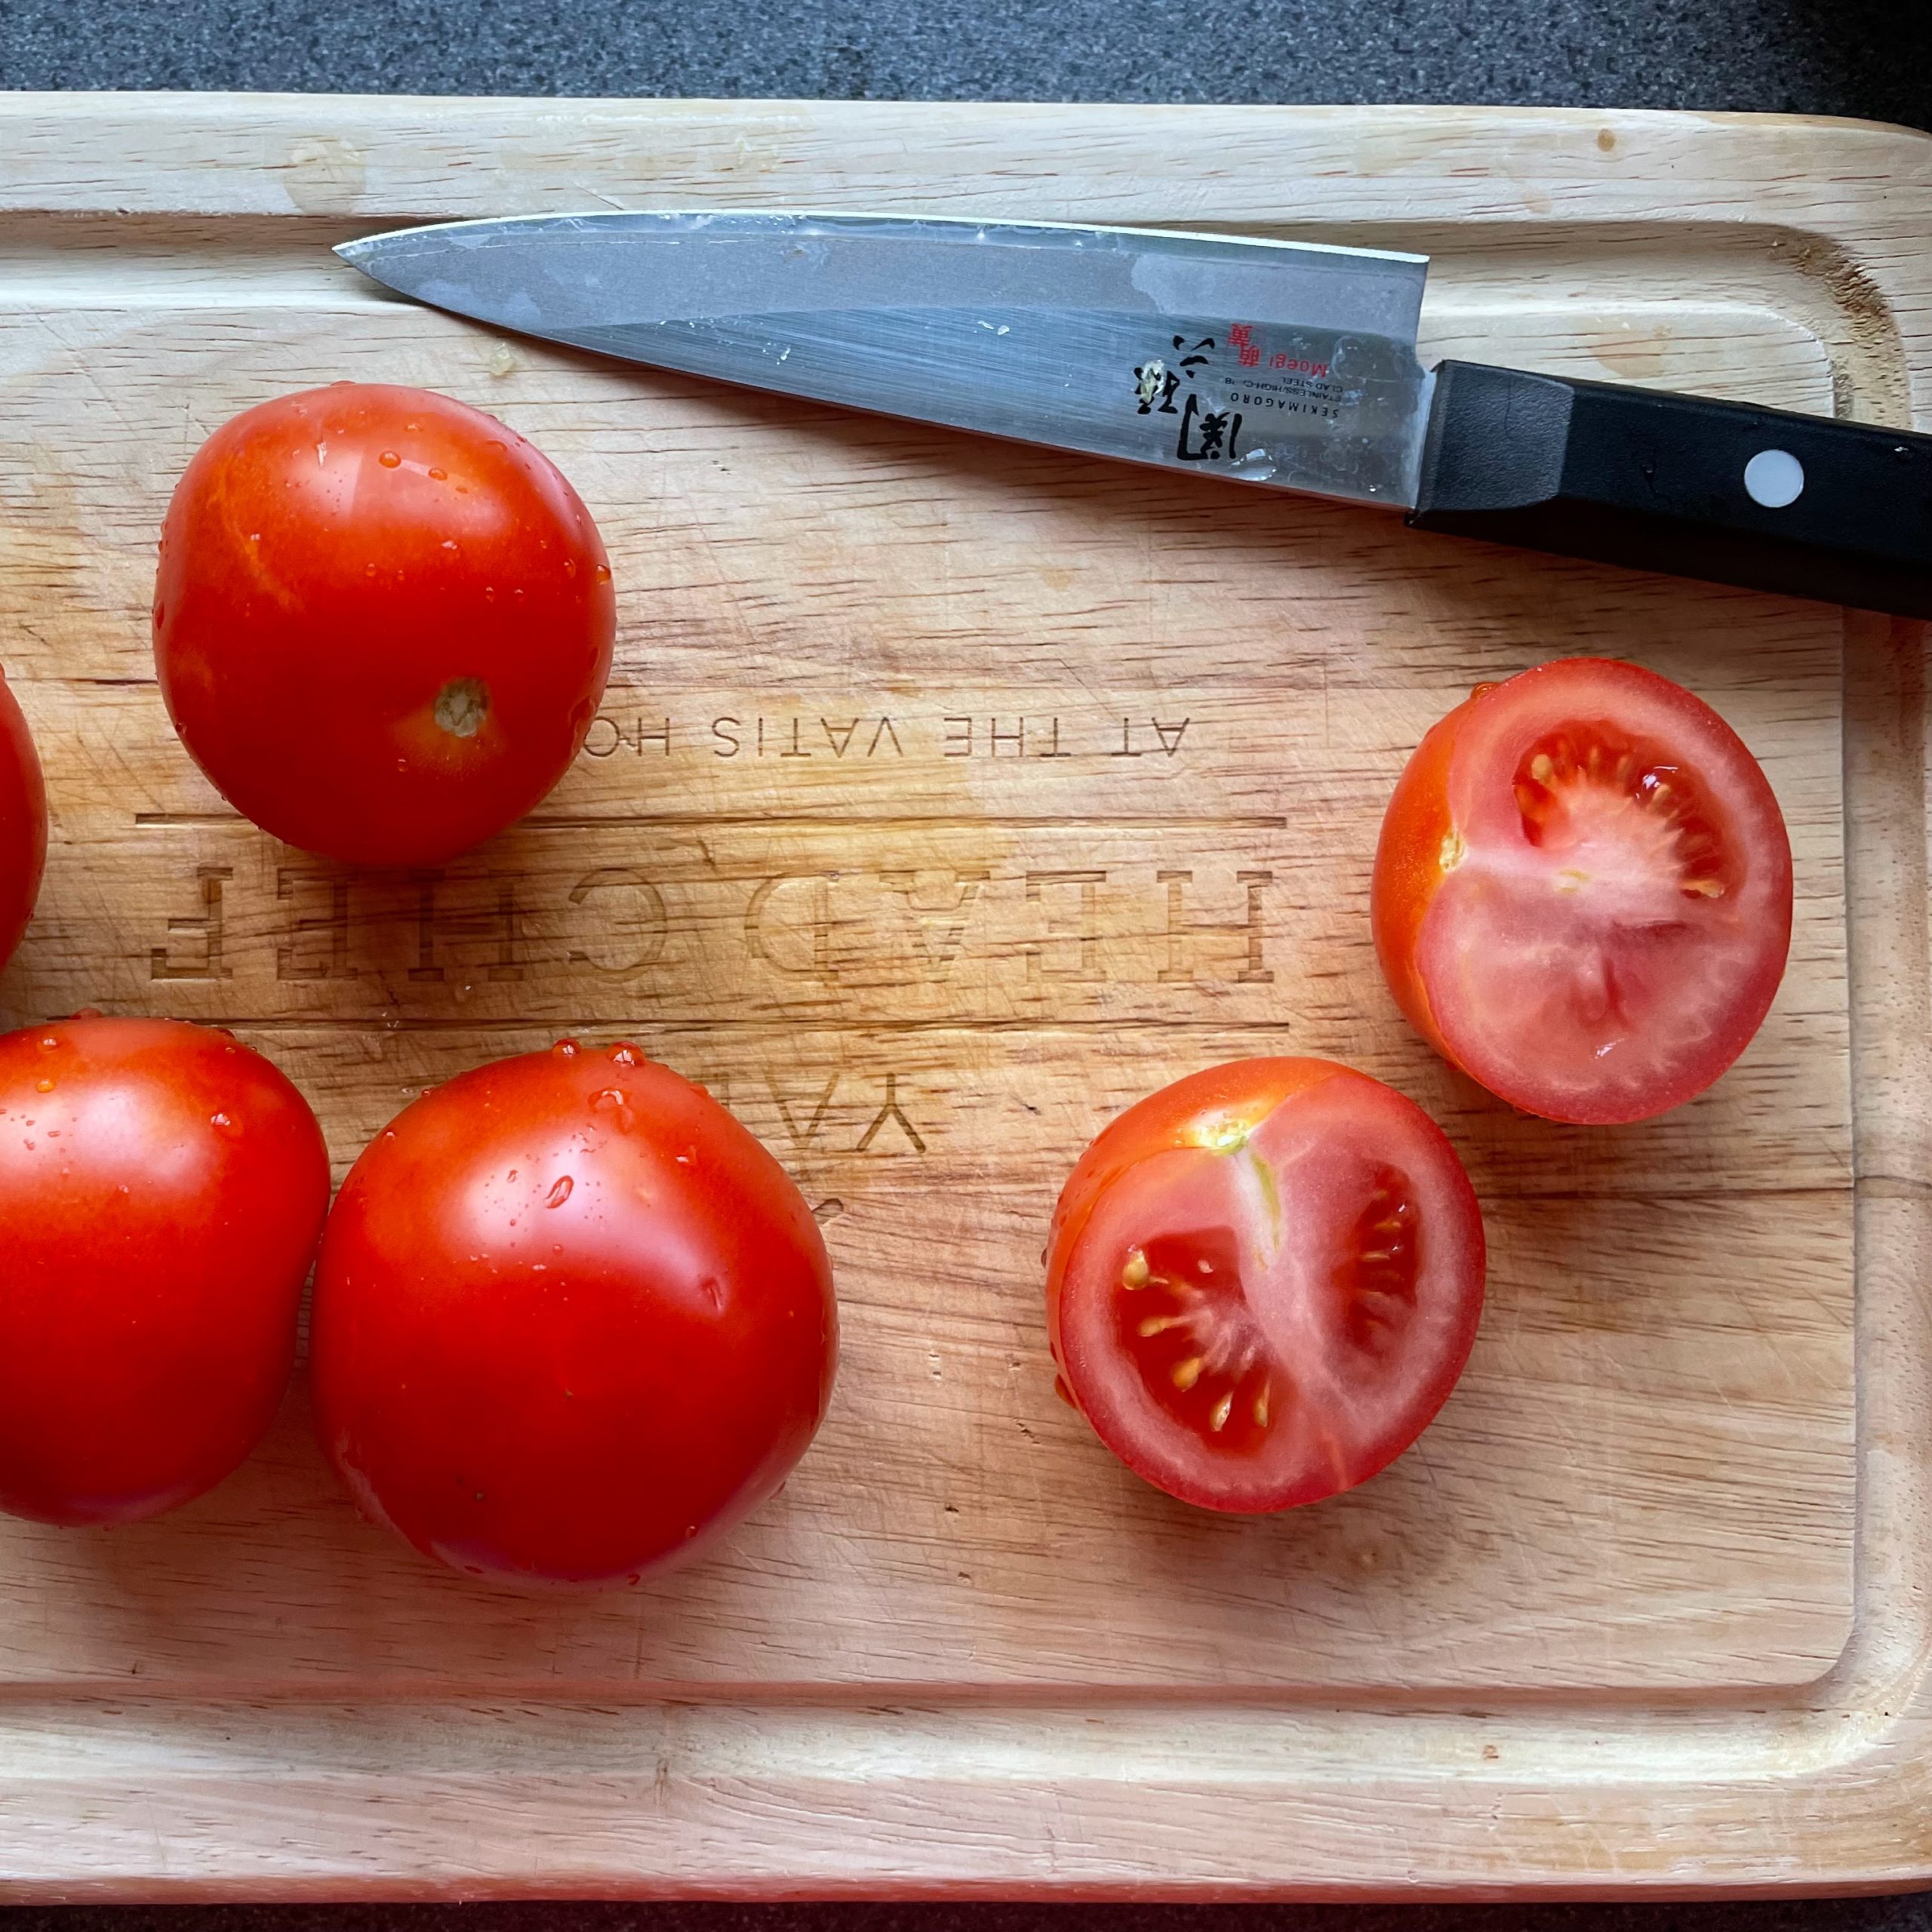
[{"left": 337, "top": 211, "right": 1932, "bottom": 618}]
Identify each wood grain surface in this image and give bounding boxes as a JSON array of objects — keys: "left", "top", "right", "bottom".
[{"left": 0, "top": 95, "right": 1926, "bottom": 1898}]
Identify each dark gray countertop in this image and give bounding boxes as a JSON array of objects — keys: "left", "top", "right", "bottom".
[
  {"left": 1, "top": 0, "right": 1928, "bottom": 1921},
  {"left": 0, "top": 0, "right": 1927, "bottom": 128}
]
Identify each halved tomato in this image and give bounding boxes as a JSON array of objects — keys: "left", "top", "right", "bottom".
[
  {"left": 1372, "top": 657, "right": 1793, "bottom": 1125},
  {"left": 1044, "top": 1058, "right": 1484, "bottom": 1514}
]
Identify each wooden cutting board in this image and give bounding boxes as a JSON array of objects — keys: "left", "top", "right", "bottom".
[{"left": 0, "top": 93, "right": 1927, "bottom": 1897}]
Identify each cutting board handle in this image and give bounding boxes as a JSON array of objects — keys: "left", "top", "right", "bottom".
[{"left": 1407, "top": 358, "right": 1932, "bottom": 618}]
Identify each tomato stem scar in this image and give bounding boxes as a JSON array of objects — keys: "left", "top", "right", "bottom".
[{"left": 434, "top": 677, "right": 490, "bottom": 740}]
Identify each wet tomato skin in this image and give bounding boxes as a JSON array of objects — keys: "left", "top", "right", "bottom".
[
  {"left": 153, "top": 383, "right": 615, "bottom": 866},
  {"left": 1046, "top": 1057, "right": 1484, "bottom": 1515},
  {"left": 309, "top": 1042, "right": 838, "bottom": 1587},
  {"left": 0, "top": 666, "right": 47, "bottom": 975},
  {"left": 0, "top": 1016, "right": 330, "bottom": 1527},
  {"left": 1371, "top": 657, "right": 1793, "bottom": 1125}
]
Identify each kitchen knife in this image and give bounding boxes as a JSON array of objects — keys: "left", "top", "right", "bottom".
[{"left": 338, "top": 211, "right": 1932, "bottom": 617}]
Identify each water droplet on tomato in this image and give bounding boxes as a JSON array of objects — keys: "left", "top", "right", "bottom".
[
  {"left": 395, "top": 757, "right": 408, "bottom": 772},
  {"left": 441, "top": 539, "right": 458, "bottom": 552},
  {"left": 562, "top": 557, "right": 577, "bottom": 578},
  {"left": 594, "top": 563, "right": 612, "bottom": 585},
  {"left": 210, "top": 1112, "right": 235, "bottom": 1134},
  {"left": 365, "top": 562, "right": 377, "bottom": 577},
  {"left": 35, "top": 1078, "right": 53, "bottom": 1094},
  {"left": 552, "top": 1038, "right": 581, "bottom": 1059},
  {"left": 38, "top": 1036, "right": 56, "bottom": 1051},
  {"left": 429, "top": 466, "right": 447, "bottom": 481},
  {"left": 485, "top": 438, "right": 505, "bottom": 454},
  {"left": 544, "top": 1175, "right": 574, "bottom": 1208},
  {"left": 378, "top": 450, "right": 401, "bottom": 468},
  {"left": 248, "top": 531, "right": 261, "bottom": 543},
  {"left": 506, "top": 1168, "right": 518, "bottom": 1181}
]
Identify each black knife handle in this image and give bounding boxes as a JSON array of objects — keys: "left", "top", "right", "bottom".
[{"left": 1407, "top": 358, "right": 1932, "bottom": 618}]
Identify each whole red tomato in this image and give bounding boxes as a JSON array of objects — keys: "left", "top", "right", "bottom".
[
  {"left": 309, "top": 1041, "right": 838, "bottom": 1586},
  {"left": 0, "top": 1016, "right": 331, "bottom": 1526},
  {"left": 153, "top": 383, "right": 614, "bottom": 865},
  {"left": 1046, "top": 1057, "right": 1484, "bottom": 1514},
  {"left": 1372, "top": 657, "right": 1792, "bottom": 1124},
  {"left": 0, "top": 666, "right": 47, "bottom": 975}
]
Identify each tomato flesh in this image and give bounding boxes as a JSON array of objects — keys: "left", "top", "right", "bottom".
[
  {"left": 0, "top": 667, "right": 46, "bottom": 976},
  {"left": 1046, "top": 1058, "right": 1484, "bottom": 1514},
  {"left": 1374, "top": 658, "right": 1793, "bottom": 1124},
  {"left": 309, "top": 1041, "right": 838, "bottom": 1587},
  {"left": 0, "top": 1016, "right": 330, "bottom": 1527},
  {"left": 153, "top": 383, "right": 615, "bottom": 866}
]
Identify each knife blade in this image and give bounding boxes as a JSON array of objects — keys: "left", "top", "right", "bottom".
[{"left": 338, "top": 211, "right": 1932, "bottom": 618}]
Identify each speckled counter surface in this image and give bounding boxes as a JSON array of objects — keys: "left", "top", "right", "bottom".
[{"left": 0, "top": 0, "right": 1928, "bottom": 125}]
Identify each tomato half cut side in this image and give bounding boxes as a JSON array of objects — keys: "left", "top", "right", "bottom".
[
  {"left": 1045, "top": 1058, "right": 1484, "bottom": 1514},
  {"left": 1373, "top": 657, "right": 1793, "bottom": 1125}
]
